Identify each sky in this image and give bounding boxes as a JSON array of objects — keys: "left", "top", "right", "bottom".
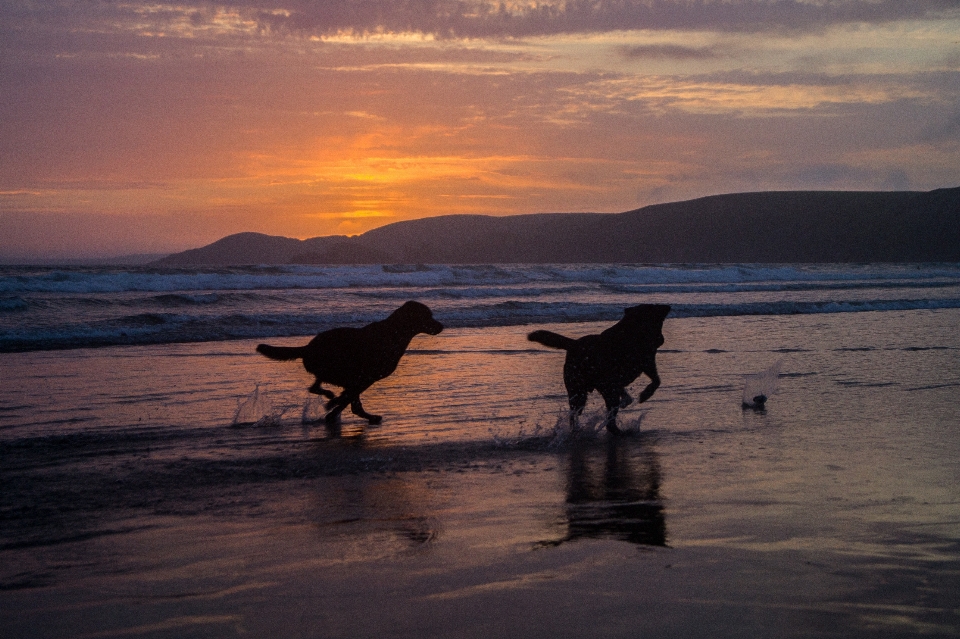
[{"left": 1, "top": 1, "right": 959, "bottom": 260}]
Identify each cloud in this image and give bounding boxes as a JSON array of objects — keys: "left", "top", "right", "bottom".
[
  {"left": 3, "top": 0, "right": 959, "bottom": 43},
  {"left": 921, "top": 106, "right": 960, "bottom": 141},
  {"left": 552, "top": 70, "right": 940, "bottom": 120},
  {"left": 252, "top": 0, "right": 960, "bottom": 38},
  {"left": 793, "top": 162, "right": 876, "bottom": 187},
  {"left": 620, "top": 44, "right": 732, "bottom": 61},
  {"left": 2, "top": 0, "right": 959, "bottom": 258}
]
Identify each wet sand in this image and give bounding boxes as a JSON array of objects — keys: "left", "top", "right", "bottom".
[{"left": 2, "top": 311, "right": 960, "bottom": 637}]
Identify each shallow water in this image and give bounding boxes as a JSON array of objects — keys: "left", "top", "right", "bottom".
[{"left": 2, "top": 310, "right": 960, "bottom": 637}]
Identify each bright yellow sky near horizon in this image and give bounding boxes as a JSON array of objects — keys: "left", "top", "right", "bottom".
[{"left": 1, "top": 1, "right": 959, "bottom": 259}]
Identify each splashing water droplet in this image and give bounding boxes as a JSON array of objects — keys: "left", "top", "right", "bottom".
[
  {"left": 302, "top": 393, "right": 325, "bottom": 424},
  {"left": 233, "top": 384, "right": 282, "bottom": 426},
  {"left": 743, "top": 361, "right": 782, "bottom": 409}
]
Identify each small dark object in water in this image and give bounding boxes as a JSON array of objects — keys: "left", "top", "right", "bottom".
[{"left": 742, "top": 361, "right": 780, "bottom": 410}]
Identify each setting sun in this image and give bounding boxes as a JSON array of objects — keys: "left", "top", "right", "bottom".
[{"left": 2, "top": 2, "right": 959, "bottom": 260}]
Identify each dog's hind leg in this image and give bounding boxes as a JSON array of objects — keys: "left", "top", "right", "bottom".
[
  {"left": 567, "top": 391, "right": 588, "bottom": 430},
  {"left": 349, "top": 396, "right": 382, "bottom": 425},
  {"left": 599, "top": 387, "right": 624, "bottom": 434},
  {"left": 308, "top": 380, "right": 336, "bottom": 400}
]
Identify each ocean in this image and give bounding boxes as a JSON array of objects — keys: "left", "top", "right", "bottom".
[
  {"left": 2, "top": 262, "right": 960, "bottom": 637},
  {"left": 3, "top": 262, "right": 960, "bottom": 352}
]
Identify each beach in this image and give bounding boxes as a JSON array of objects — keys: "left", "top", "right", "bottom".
[
  {"left": 3, "top": 307, "right": 960, "bottom": 638},
  {"left": 5, "top": 0, "right": 960, "bottom": 633}
]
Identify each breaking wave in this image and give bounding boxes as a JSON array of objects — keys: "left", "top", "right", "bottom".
[{"left": 1, "top": 263, "right": 958, "bottom": 352}]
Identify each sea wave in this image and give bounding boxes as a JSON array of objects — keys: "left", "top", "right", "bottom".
[
  {"left": 3, "top": 263, "right": 960, "bottom": 295},
  {"left": 0, "top": 296, "right": 28, "bottom": 312},
  {"left": 0, "top": 264, "right": 533, "bottom": 294},
  {"left": 3, "top": 296, "right": 959, "bottom": 353},
  {"left": 151, "top": 293, "right": 222, "bottom": 306},
  {"left": 3, "top": 263, "right": 958, "bottom": 352}
]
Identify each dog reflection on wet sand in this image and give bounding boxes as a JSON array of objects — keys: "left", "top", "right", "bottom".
[
  {"left": 309, "top": 471, "right": 440, "bottom": 552},
  {"left": 540, "top": 436, "right": 666, "bottom": 548}
]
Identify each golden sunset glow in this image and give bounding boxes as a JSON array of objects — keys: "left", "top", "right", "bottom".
[{"left": 1, "top": 2, "right": 959, "bottom": 259}]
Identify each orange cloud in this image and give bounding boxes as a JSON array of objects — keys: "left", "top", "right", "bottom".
[{"left": 2, "top": 4, "right": 959, "bottom": 258}]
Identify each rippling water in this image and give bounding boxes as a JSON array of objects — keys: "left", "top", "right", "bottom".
[
  {"left": 2, "top": 263, "right": 960, "bottom": 637},
  {"left": 2, "top": 263, "right": 959, "bottom": 351}
]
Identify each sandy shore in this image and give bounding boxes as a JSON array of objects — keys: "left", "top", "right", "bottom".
[{"left": 3, "top": 312, "right": 960, "bottom": 637}]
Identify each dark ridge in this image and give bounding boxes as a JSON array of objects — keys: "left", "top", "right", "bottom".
[
  {"left": 290, "top": 239, "right": 397, "bottom": 265},
  {"left": 153, "top": 187, "right": 960, "bottom": 266}
]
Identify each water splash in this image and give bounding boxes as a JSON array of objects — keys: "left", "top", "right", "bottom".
[
  {"left": 302, "top": 393, "right": 326, "bottom": 424},
  {"left": 742, "top": 361, "right": 782, "bottom": 409},
  {"left": 491, "top": 422, "right": 560, "bottom": 449},
  {"left": 232, "top": 384, "right": 286, "bottom": 426},
  {"left": 491, "top": 407, "right": 645, "bottom": 449}
]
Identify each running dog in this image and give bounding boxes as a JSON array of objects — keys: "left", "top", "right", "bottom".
[
  {"left": 528, "top": 304, "right": 670, "bottom": 433},
  {"left": 256, "top": 301, "right": 443, "bottom": 424}
]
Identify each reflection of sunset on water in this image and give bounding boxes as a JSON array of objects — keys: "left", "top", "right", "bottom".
[{"left": 3, "top": 307, "right": 960, "bottom": 635}]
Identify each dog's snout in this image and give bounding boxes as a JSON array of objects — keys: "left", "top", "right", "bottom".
[{"left": 427, "top": 320, "right": 444, "bottom": 335}]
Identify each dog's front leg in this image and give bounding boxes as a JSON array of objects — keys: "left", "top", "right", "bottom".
[
  {"left": 637, "top": 376, "right": 660, "bottom": 403},
  {"left": 637, "top": 362, "right": 661, "bottom": 403}
]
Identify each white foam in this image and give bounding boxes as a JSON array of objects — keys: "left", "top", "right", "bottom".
[
  {"left": 4, "top": 263, "right": 960, "bottom": 352},
  {"left": 489, "top": 406, "right": 644, "bottom": 449},
  {"left": 5, "top": 262, "right": 960, "bottom": 294}
]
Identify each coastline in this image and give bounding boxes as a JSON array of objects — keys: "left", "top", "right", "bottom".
[{"left": 3, "top": 312, "right": 960, "bottom": 637}]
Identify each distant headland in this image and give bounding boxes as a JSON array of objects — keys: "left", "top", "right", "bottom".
[{"left": 154, "top": 187, "right": 960, "bottom": 266}]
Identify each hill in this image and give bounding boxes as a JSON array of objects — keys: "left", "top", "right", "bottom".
[{"left": 153, "top": 187, "right": 960, "bottom": 265}]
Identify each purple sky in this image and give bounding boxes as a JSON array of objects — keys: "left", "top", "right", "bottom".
[{"left": 2, "top": 0, "right": 959, "bottom": 259}]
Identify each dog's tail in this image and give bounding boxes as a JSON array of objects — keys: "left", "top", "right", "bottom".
[
  {"left": 527, "top": 330, "right": 576, "bottom": 351},
  {"left": 256, "top": 343, "right": 306, "bottom": 361}
]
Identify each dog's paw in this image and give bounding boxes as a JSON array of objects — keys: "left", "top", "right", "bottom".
[{"left": 367, "top": 415, "right": 383, "bottom": 425}]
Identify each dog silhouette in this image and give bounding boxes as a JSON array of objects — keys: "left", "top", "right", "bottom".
[
  {"left": 528, "top": 304, "right": 670, "bottom": 433},
  {"left": 256, "top": 301, "right": 443, "bottom": 424}
]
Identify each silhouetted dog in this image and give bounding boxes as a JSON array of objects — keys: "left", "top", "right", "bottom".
[
  {"left": 528, "top": 304, "right": 670, "bottom": 433},
  {"left": 256, "top": 301, "right": 443, "bottom": 424}
]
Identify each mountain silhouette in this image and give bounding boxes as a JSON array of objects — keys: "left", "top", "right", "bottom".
[{"left": 153, "top": 187, "right": 960, "bottom": 265}]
